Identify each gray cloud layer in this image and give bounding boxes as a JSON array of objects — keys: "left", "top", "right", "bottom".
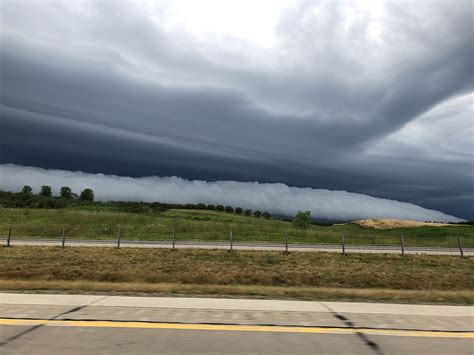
[
  {"left": 0, "top": 164, "right": 464, "bottom": 223},
  {"left": 0, "top": 0, "right": 473, "bottom": 219}
]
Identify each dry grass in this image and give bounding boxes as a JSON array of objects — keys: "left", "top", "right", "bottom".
[
  {"left": 1, "top": 280, "right": 472, "bottom": 305},
  {"left": 353, "top": 219, "right": 453, "bottom": 229},
  {"left": 1, "top": 246, "right": 473, "bottom": 305}
]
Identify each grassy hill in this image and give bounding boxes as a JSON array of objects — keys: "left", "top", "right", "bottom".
[{"left": 1, "top": 207, "right": 473, "bottom": 247}]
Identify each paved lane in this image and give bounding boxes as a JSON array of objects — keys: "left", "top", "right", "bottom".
[
  {"left": 1, "top": 238, "right": 471, "bottom": 256},
  {"left": 0, "top": 293, "right": 472, "bottom": 354}
]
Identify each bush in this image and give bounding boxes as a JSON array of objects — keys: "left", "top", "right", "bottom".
[
  {"left": 197, "top": 203, "right": 207, "bottom": 210},
  {"left": 207, "top": 204, "right": 215, "bottom": 210},
  {"left": 262, "top": 211, "right": 271, "bottom": 219},
  {"left": 225, "top": 206, "right": 234, "bottom": 213},
  {"left": 216, "top": 205, "right": 224, "bottom": 211},
  {"left": 235, "top": 207, "right": 243, "bottom": 214},
  {"left": 39, "top": 185, "right": 52, "bottom": 197},
  {"left": 293, "top": 210, "right": 311, "bottom": 229},
  {"left": 80, "top": 188, "right": 94, "bottom": 202},
  {"left": 254, "top": 210, "right": 261, "bottom": 218},
  {"left": 244, "top": 209, "right": 252, "bottom": 216}
]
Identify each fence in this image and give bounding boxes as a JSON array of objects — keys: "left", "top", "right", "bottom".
[{"left": 1, "top": 223, "right": 471, "bottom": 257}]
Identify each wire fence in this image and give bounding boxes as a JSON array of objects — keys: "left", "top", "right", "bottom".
[{"left": 0, "top": 223, "right": 472, "bottom": 257}]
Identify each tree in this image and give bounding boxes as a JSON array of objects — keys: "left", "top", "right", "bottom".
[
  {"left": 60, "top": 186, "right": 72, "bottom": 199},
  {"left": 21, "top": 185, "right": 33, "bottom": 196},
  {"left": 197, "top": 203, "right": 207, "bottom": 210},
  {"left": 216, "top": 205, "right": 224, "bottom": 211},
  {"left": 262, "top": 211, "right": 271, "bottom": 219},
  {"left": 253, "top": 210, "right": 261, "bottom": 218},
  {"left": 244, "top": 209, "right": 252, "bottom": 216},
  {"left": 39, "top": 185, "right": 52, "bottom": 197},
  {"left": 293, "top": 210, "right": 311, "bottom": 229},
  {"left": 207, "top": 204, "right": 216, "bottom": 210},
  {"left": 235, "top": 207, "right": 243, "bottom": 214},
  {"left": 80, "top": 188, "right": 94, "bottom": 201},
  {"left": 225, "top": 206, "right": 234, "bottom": 213}
]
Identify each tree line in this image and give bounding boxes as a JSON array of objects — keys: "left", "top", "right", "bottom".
[
  {"left": 21, "top": 185, "right": 95, "bottom": 201},
  {"left": 0, "top": 186, "right": 273, "bottom": 219}
]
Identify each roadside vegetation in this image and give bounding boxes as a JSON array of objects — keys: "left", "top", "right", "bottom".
[{"left": 0, "top": 246, "right": 472, "bottom": 304}]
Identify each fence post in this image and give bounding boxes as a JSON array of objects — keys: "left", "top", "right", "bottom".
[
  {"left": 400, "top": 234, "right": 405, "bottom": 257},
  {"left": 341, "top": 234, "right": 346, "bottom": 255},
  {"left": 230, "top": 231, "right": 233, "bottom": 251},
  {"left": 172, "top": 228, "right": 176, "bottom": 250},
  {"left": 284, "top": 231, "right": 288, "bottom": 255},
  {"left": 6, "top": 224, "right": 12, "bottom": 247},
  {"left": 117, "top": 227, "right": 121, "bottom": 249},
  {"left": 457, "top": 236, "right": 464, "bottom": 259},
  {"left": 61, "top": 227, "right": 66, "bottom": 249}
]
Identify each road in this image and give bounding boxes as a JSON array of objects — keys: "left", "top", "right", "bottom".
[
  {"left": 2, "top": 237, "right": 472, "bottom": 256},
  {"left": 0, "top": 293, "right": 473, "bottom": 354}
]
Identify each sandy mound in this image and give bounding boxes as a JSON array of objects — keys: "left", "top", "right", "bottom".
[{"left": 353, "top": 219, "right": 453, "bottom": 229}]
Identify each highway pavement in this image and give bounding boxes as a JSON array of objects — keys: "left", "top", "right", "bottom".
[
  {"left": 1, "top": 237, "right": 472, "bottom": 256},
  {"left": 0, "top": 293, "right": 473, "bottom": 354}
]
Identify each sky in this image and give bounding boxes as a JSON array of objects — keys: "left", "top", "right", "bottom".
[{"left": 0, "top": 0, "right": 473, "bottom": 221}]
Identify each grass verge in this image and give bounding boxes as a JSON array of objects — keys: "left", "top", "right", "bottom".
[
  {"left": 1, "top": 246, "right": 473, "bottom": 304},
  {"left": 1, "top": 280, "right": 473, "bottom": 305}
]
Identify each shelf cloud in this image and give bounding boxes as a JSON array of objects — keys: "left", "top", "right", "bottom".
[
  {"left": 1, "top": 0, "right": 472, "bottom": 219},
  {"left": 0, "top": 164, "right": 464, "bottom": 222}
]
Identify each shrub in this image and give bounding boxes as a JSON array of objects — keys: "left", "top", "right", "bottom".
[
  {"left": 244, "top": 209, "right": 252, "bottom": 216},
  {"left": 225, "top": 206, "right": 234, "bottom": 213},
  {"left": 262, "top": 211, "right": 271, "bottom": 219},
  {"left": 207, "top": 204, "right": 216, "bottom": 210},
  {"left": 293, "top": 210, "right": 311, "bottom": 229},
  {"left": 216, "top": 205, "right": 224, "bottom": 211},
  {"left": 197, "top": 203, "right": 207, "bottom": 210},
  {"left": 254, "top": 210, "right": 262, "bottom": 218},
  {"left": 235, "top": 207, "right": 243, "bottom": 214}
]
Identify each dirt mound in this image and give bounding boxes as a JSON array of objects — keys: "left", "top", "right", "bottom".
[{"left": 353, "top": 219, "right": 453, "bottom": 229}]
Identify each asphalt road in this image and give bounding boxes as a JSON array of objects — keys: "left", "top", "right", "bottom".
[
  {"left": 0, "top": 293, "right": 473, "bottom": 354},
  {"left": 2, "top": 237, "right": 472, "bottom": 256}
]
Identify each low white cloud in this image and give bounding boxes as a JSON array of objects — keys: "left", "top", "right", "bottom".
[{"left": 0, "top": 164, "right": 463, "bottom": 222}]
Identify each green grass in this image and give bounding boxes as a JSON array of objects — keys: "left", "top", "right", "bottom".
[
  {"left": 1, "top": 246, "right": 473, "bottom": 304},
  {"left": 1, "top": 207, "right": 473, "bottom": 247}
]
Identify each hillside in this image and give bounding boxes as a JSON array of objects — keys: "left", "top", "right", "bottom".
[{"left": 1, "top": 207, "right": 473, "bottom": 248}]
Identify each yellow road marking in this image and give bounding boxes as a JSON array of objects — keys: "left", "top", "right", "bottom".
[{"left": 0, "top": 318, "right": 472, "bottom": 338}]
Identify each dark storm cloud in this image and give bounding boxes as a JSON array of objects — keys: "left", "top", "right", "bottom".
[{"left": 0, "top": 0, "right": 473, "bottom": 219}]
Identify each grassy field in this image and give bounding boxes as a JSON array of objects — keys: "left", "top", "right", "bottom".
[
  {"left": 1, "top": 207, "right": 473, "bottom": 247},
  {"left": 0, "top": 246, "right": 472, "bottom": 304}
]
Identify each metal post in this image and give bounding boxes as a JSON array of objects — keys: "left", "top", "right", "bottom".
[
  {"left": 172, "top": 228, "right": 176, "bottom": 250},
  {"left": 61, "top": 227, "right": 66, "bottom": 249},
  {"left": 284, "top": 231, "right": 288, "bottom": 255},
  {"left": 400, "top": 234, "right": 405, "bottom": 257},
  {"left": 341, "top": 234, "right": 346, "bottom": 255},
  {"left": 230, "top": 231, "right": 233, "bottom": 251},
  {"left": 117, "top": 227, "right": 121, "bottom": 249},
  {"left": 457, "top": 236, "right": 464, "bottom": 259},
  {"left": 6, "top": 224, "right": 12, "bottom": 247}
]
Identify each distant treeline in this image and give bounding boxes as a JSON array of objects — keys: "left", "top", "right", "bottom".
[{"left": 0, "top": 186, "right": 273, "bottom": 219}]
